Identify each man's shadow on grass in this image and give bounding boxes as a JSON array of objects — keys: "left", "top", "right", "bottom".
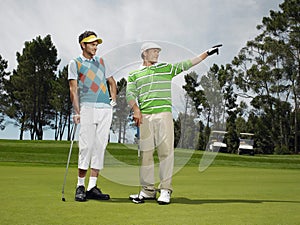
[
  {"left": 171, "top": 198, "right": 300, "bottom": 205},
  {"left": 109, "top": 197, "right": 300, "bottom": 205}
]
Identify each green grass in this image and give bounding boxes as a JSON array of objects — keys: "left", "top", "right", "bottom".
[
  {"left": 0, "top": 139, "right": 300, "bottom": 225},
  {"left": 1, "top": 139, "right": 300, "bottom": 169}
]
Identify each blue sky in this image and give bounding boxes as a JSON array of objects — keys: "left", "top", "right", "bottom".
[{"left": 0, "top": 0, "right": 283, "bottom": 139}]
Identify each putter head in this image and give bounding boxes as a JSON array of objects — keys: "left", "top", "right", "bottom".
[
  {"left": 132, "top": 197, "right": 145, "bottom": 204},
  {"left": 62, "top": 197, "right": 66, "bottom": 202}
]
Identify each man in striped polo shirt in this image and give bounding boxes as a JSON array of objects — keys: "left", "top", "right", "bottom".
[{"left": 127, "top": 42, "right": 221, "bottom": 204}]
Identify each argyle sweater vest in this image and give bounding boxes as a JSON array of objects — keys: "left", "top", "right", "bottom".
[{"left": 75, "top": 56, "right": 110, "bottom": 105}]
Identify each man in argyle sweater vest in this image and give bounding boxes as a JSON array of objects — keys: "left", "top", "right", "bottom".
[{"left": 68, "top": 31, "right": 117, "bottom": 202}]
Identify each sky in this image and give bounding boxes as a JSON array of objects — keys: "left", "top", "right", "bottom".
[{"left": 0, "top": 0, "right": 283, "bottom": 140}]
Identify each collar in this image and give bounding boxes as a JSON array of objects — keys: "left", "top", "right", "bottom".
[
  {"left": 80, "top": 54, "right": 96, "bottom": 62},
  {"left": 139, "top": 62, "right": 158, "bottom": 69}
]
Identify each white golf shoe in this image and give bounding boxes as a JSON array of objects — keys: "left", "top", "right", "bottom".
[
  {"left": 157, "top": 189, "right": 171, "bottom": 205},
  {"left": 129, "top": 190, "right": 156, "bottom": 200}
]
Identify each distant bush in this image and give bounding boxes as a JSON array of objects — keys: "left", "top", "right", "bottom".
[{"left": 274, "top": 145, "right": 290, "bottom": 155}]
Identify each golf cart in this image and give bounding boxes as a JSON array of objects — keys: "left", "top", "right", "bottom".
[
  {"left": 238, "top": 133, "right": 254, "bottom": 156},
  {"left": 208, "top": 130, "right": 227, "bottom": 153}
]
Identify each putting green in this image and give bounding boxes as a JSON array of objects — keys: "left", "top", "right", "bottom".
[{"left": 0, "top": 165, "right": 299, "bottom": 225}]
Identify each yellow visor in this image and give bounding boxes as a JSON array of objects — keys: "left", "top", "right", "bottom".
[{"left": 80, "top": 35, "right": 102, "bottom": 44}]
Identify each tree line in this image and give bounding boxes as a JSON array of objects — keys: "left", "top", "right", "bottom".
[
  {"left": 178, "top": 0, "right": 300, "bottom": 154},
  {"left": 0, "top": 0, "right": 299, "bottom": 154}
]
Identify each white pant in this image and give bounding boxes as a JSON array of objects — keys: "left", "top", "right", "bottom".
[{"left": 78, "top": 106, "right": 112, "bottom": 170}]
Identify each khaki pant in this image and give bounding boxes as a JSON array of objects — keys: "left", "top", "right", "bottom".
[{"left": 139, "top": 112, "right": 174, "bottom": 194}]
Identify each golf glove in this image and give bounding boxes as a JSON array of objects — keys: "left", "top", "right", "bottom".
[
  {"left": 110, "top": 99, "right": 117, "bottom": 107},
  {"left": 206, "top": 44, "right": 223, "bottom": 56}
]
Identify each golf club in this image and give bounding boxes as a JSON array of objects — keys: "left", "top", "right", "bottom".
[
  {"left": 61, "top": 123, "right": 77, "bottom": 202},
  {"left": 131, "top": 127, "right": 145, "bottom": 204},
  {"left": 212, "top": 44, "right": 223, "bottom": 48}
]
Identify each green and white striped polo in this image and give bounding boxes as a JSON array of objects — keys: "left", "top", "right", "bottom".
[{"left": 126, "top": 60, "right": 192, "bottom": 114}]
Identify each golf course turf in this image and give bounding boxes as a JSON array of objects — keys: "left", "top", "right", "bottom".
[{"left": 0, "top": 139, "right": 300, "bottom": 225}]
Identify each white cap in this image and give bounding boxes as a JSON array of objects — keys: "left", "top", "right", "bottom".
[{"left": 140, "top": 42, "right": 162, "bottom": 53}]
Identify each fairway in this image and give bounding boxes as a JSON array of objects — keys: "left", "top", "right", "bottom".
[{"left": 0, "top": 140, "right": 300, "bottom": 225}]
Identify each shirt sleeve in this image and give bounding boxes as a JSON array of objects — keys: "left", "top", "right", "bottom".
[
  {"left": 126, "top": 75, "right": 138, "bottom": 103},
  {"left": 103, "top": 58, "right": 113, "bottom": 79},
  {"left": 68, "top": 59, "right": 78, "bottom": 80},
  {"left": 171, "top": 59, "right": 193, "bottom": 77}
]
